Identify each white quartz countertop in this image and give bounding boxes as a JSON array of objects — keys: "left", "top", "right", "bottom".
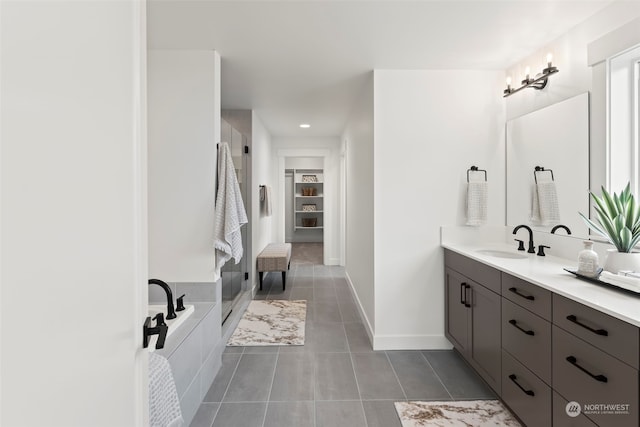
[{"left": 441, "top": 240, "right": 640, "bottom": 327}]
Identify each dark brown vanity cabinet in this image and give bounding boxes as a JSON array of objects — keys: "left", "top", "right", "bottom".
[
  {"left": 445, "top": 250, "right": 502, "bottom": 394},
  {"left": 552, "top": 295, "right": 639, "bottom": 427},
  {"left": 500, "top": 273, "right": 553, "bottom": 427},
  {"left": 444, "top": 250, "right": 640, "bottom": 427}
]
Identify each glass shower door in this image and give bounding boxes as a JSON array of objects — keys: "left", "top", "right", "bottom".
[{"left": 220, "top": 120, "right": 248, "bottom": 324}]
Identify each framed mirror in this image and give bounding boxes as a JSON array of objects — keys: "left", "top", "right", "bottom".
[{"left": 506, "top": 92, "right": 590, "bottom": 238}]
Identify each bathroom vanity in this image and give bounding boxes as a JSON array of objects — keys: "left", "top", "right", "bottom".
[{"left": 443, "top": 242, "right": 640, "bottom": 427}]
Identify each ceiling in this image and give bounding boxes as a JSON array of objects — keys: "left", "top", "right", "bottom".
[{"left": 148, "top": 0, "right": 612, "bottom": 137}]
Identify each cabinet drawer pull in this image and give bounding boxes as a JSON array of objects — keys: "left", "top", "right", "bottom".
[
  {"left": 508, "top": 287, "right": 535, "bottom": 301},
  {"left": 508, "top": 374, "right": 535, "bottom": 396},
  {"left": 460, "top": 282, "right": 466, "bottom": 305},
  {"left": 508, "top": 319, "right": 535, "bottom": 336},
  {"left": 464, "top": 284, "right": 471, "bottom": 308},
  {"left": 566, "top": 315, "right": 608, "bottom": 336},
  {"left": 566, "top": 356, "right": 608, "bottom": 383}
]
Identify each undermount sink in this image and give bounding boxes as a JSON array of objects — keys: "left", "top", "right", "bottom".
[{"left": 475, "top": 249, "right": 528, "bottom": 259}]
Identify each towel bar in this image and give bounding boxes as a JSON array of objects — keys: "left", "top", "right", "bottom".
[
  {"left": 534, "top": 166, "right": 554, "bottom": 183},
  {"left": 467, "top": 166, "right": 487, "bottom": 182}
]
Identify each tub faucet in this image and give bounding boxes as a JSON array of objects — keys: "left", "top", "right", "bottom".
[
  {"left": 551, "top": 224, "right": 572, "bottom": 235},
  {"left": 148, "top": 279, "right": 177, "bottom": 320},
  {"left": 513, "top": 225, "right": 535, "bottom": 253}
]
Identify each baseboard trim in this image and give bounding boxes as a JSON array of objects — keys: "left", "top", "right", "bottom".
[
  {"left": 373, "top": 334, "right": 453, "bottom": 350},
  {"left": 326, "top": 257, "right": 340, "bottom": 266},
  {"left": 344, "top": 271, "right": 375, "bottom": 347},
  {"left": 343, "top": 272, "right": 453, "bottom": 351}
]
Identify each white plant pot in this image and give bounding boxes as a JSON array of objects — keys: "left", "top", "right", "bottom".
[{"left": 603, "top": 249, "right": 640, "bottom": 273}]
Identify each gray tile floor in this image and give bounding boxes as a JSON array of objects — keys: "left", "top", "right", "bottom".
[{"left": 190, "top": 265, "right": 495, "bottom": 427}]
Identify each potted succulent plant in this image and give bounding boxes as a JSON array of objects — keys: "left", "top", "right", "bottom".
[{"left": 579, "top": 183, "right": 640, "bottom": 273}]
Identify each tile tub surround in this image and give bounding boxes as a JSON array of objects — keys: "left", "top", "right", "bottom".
[
  {"left": 189, "top": 265, "right": 496, "bottom": 427},
  {"left": 441, "top": 226, "right": 640, "bottom": 327},
  {"left": 155, "top": 302, "right": 222, "bottom": 427}
]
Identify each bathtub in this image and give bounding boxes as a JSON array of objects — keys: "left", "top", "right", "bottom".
[{"left": 147, "top": 303, "right": 195, "bottom": 352}]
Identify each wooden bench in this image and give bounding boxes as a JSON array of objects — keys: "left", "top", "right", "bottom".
[{"left": 256, "top": 243, "right": 292, "bottom": 290}]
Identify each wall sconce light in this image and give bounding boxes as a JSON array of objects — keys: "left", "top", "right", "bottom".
[{"left": 503, "top": 53, "right": 559, "bottom": 97}]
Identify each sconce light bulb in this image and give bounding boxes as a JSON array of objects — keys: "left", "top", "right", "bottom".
[
  {"left": 525, "top": 66, "right": 531, "bottom": 78},
  {"left": 546, "top": 52, "right": 553, "bottom": 66},
  {"left": 506, "top": 76, "right": 512, "bottom": 86}
]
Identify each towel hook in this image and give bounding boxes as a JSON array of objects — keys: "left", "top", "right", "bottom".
[
  {"left": 467, "top": 166, "right": 487, "bottom": 182},
  {"left": 534, "top": 166, "right": 554, "bottom": 183}
]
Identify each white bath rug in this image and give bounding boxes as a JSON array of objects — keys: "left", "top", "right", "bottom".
[
  {"left": 227, "top": 300, "right": 306, "bottom": 346},
  {"left": 394, "top": 400, "right": 522, "bottom": 427}
]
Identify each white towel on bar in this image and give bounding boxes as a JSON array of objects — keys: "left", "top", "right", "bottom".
[
  {"left": 263, "top": 185, "right": 272, "bottom": 217},
  {"left": 530, "top": 175, "right": 560, "bottom": 226},
  {"left": 214, "top": 142, "right": 248, "bottom": 275},
  {"left": 466, "top": 180, "right": 488, "bottom": 226},
  {"left": 149, "top": 353, "right": 183, "bottom": 427}
]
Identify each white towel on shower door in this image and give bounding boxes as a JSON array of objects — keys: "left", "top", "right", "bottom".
[{"left": 214, "top": 142, "right": 248, "bottom": 276}]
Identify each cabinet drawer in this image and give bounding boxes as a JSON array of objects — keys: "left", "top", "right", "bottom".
[
  {"left": 501, "top": 273, "right": 551, "bottom": 320},
  {"left": 552, "top": 326, "right": 638, "bottom": 427},
  {"left": 553, "top": 294, "right": 639, "bottom": 369},
  {"left": 502, "top": 298, "right": 551, "bottom": 384},
  {"left": 553, "top": 391, "right": 599, "bottom": 427},
  {"left": 445, "top": 250, "right": 501, "bottom": 294},
  {"left": 501, "top": 349, "right": 551, "bottom": 427}
]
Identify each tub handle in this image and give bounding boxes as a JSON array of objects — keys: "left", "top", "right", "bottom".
[
  {"left": 176, "top": 294, "right": 186, "bottom": 312},
  {"left": 143, "top": 314, "right": 168, "bottom": 350}
]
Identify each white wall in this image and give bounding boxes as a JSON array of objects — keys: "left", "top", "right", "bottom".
[
  {"left": 372, "top": 69, "right": 505, "bottom": 349},
  {"left": 1, "top": 1, "right": 148, "bottom": 425},
  {"left": 285, "top": 157, "right": 324, "bottom": 169},
  {"left": 342, "top": 75, "right": 376, "bottom": 332},
  {"left": 148, "top": 50, "right": 220, "bottom": 282},
  {"left": 251, "top": 112, "right": 274, "bottom": 289},
  {"left": 504, "top": 1, "right": 640, "bottom": 194},
  {"left": 272, "top": 137, "right": 342, "bottom": 265}
]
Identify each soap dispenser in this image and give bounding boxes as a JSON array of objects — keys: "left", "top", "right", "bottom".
[{"left": 577, "top": 240, "right": 599, "bottom": 278}]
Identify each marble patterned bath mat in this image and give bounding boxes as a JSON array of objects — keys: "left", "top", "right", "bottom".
[
  {"left": 227, "top": 300, "right": 307, "bottom": 346},
  {"left": 394, "top": 400, "right": 522, "bottom": 427}
]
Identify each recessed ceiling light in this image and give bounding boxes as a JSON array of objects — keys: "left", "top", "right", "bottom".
[{"left": 299, "top": 123, "right": 311, "bottom": 128}]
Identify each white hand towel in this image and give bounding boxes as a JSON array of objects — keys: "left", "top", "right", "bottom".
[
  {"left": 149, "top": 353, "right": 183, "bottom": 427},
  {"left": 600, "top": 271, "right": 640, "bottom": 293},
  {"left": 466, "top": 181, "right": 488, "bottom": 226},
  {"left": 263, "top": 185, "right": 272, "bottom": 217},
  {"left": 537, "top": 181, "right": 561, "bottom": 225},
  {"left": 530, "top": 183, "right": 541, "bottom": 223},
  {"left": 530, "top": 173, "right": 560, "bottom": 226},
  {"left": 214, "top": 142, "right": 248, "bottom": 275}
]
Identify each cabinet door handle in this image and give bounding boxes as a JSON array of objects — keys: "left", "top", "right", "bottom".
[
  {"left": 566, "top": 315, "right": 608, "bottom": 336},
  {"left": 460, "top": 282, "right": 466, "bottom": 305},
  {"left": 508, "top": 374, "right": 535, "bottom": 396},
  {"left": 464, "top": 284, "right": 471, "bottom": 308},
  {"left": 508, "top": 287, "right": 535, "bottom": 301},
  {"left": 566, "top": 356, "right": 608, "bottom": 383},
  {"left": 508, "top": 319, "right": 535, "bottom": 336}
]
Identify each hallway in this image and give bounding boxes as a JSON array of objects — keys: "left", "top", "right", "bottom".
[{"left": 189, "top": 265, "right": 495, "bottom": 427}]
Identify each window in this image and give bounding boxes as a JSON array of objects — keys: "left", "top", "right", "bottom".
[{"left": 608, "top": 44, "right": 640, "bottom": 197}]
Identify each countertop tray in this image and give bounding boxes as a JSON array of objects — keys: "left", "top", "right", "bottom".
[{"left": 563, "top": 268, "right": 640, "bottom": 297}]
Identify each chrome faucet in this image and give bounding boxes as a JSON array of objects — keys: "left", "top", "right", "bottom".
[
  {"left": 148, "top": 279, "right": 177, "bottom": 320},
  {"left": 551, "top": 224, "right": 572, "bottom": 235},
  {"left": 513, "top": 225, "right": 536, "bottom": 253}
]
